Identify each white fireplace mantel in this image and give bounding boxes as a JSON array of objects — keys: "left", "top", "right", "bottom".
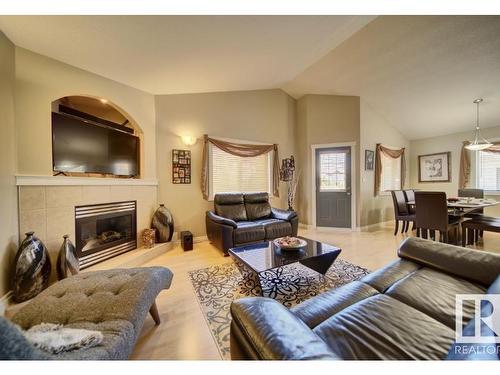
[{"left": 16, "top": 175, "right": 159, "bottom": 186}]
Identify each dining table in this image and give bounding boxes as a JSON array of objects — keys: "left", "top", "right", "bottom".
[{"left": 407, "top": 197, "right": 499, "bottom": 216}]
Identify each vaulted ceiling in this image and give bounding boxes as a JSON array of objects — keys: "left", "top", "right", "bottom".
[
  {"left": 0, "top": 15, "right": 373, "bottom": 94},
  {"left": 283, "top": 16, "right": 500, "bottom": 140},
  {"left": 0, "top": 15, "right": 499, "bottom": 140}
]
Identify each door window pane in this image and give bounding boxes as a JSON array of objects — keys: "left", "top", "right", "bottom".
[{"left": 319, "top": 152, "right": 346, "bottom": 191}]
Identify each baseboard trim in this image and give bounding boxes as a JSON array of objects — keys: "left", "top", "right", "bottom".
[{"left": 0, "top": 291, "right": 13, "bottom": 316}]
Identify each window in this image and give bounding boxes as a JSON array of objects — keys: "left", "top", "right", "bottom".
[
  {"left": 210, "top": 144, "right": 271, "bottom": 198},
  {"left": 380, "top": 153, "right": 402, "bottom": 192},
  {"left": 476, "top": 150, "right": 500, "bottom": 192},
  {"left": 319, "top": 152, "right": 346, "bottom": 191}
]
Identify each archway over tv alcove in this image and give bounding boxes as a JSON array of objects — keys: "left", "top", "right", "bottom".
[{"left": 51, "top": 95, "right": 144, "bottom": 178}]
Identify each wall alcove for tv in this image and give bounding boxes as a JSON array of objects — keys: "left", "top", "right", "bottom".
[{"left": 51, "top": 95, "right": 143, "bottom": 178}]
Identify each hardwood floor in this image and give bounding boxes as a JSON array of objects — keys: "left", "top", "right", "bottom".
[{"left": 130, "top": 223, "right": 500, "bottom": 360}]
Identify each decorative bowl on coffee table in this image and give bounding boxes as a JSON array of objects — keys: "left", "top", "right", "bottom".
[{"left": 273, "top": 236, "right": 307, "bottom": 250}]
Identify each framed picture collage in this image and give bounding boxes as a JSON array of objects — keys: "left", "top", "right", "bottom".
[{"left": 172, "top": 149, "right": 191, "bottom": 184}]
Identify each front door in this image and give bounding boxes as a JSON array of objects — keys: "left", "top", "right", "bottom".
[{"left": 315, "top": 147, "right": 352, "bottom": 228}]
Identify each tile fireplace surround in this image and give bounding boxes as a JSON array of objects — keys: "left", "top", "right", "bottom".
[{"left": 17, "top": 176, "right": 158, "bottom": 279}]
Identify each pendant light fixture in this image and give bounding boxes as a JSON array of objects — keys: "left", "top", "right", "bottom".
[{"left": 465, "top": 98, "right": 492, "bottom": 151}]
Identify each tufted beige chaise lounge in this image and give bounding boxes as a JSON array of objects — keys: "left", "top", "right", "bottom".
[{"left": 9, "top": 266, "right": 173, "bottom": 359}]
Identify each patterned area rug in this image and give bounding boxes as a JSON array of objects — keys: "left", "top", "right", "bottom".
[{"left": 188, "top": 259, "right": 369, "bottom": 359}]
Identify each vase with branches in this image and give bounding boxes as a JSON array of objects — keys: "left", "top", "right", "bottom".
[
  {"left": 279, "top": 156, "right": 299, "bottom": 211},
  {"left": 286, "top": 171, "right": 299, "bottom": 211}
]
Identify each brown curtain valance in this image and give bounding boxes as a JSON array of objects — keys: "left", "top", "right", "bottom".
[
  {"left": 459, "top": 141, "right": 500, "bottom": 189},
  {"left": 459, "top": 141, "right": 471, "bottom": 189},
  {"left": 374, "top": 143, "right": 406, "bottom": 196},
  {"left": 201, "top": 134, "right": 280, "bottom": 200}
]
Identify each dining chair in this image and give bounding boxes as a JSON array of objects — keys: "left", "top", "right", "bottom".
[
  {"left": 458, "top": 188, "right": 485, "bottom": 241},
  {"left": 458, "top": 188, "right": 485, "bottom": 216},
  {"left": 391, "top": 190, "right": 416, "bottom": 235},
  {"left": 414, "top": 191, "right": 460, "bottom": 244},
  {"left": 403, "top": 189, "right": 416, "bottom": 216},
  {"left": 458, "top": 188, "right": 484, "bottom": 199}
]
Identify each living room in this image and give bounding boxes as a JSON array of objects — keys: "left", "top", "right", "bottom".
[{"left": 1, "top": 0, "right": 500, "bottom": 369}]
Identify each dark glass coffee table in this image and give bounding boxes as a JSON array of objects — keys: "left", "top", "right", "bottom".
[{"left": 229, "top": 236, "right": 341, "bottom": 296}]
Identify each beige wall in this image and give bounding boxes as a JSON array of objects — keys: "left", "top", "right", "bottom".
[
  {"left": 0, "top": 32, "right": 18, "bottom": 296},
  {"left": 410, "top": 125, "right": 500, "bottom": 217},
  {"left": 295, "top": 95, "right": 361, "bottom": 226},
  {"left": 360, "top": 100, "right": 411, "bottom": 227},
  {"left": 14, "top": 47, "right": 157, "bottom": 179},
  {"left": 155, "top": 89, "right": 296, "bottom": 237}
]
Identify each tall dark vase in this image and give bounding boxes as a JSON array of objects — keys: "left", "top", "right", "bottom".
[
  {"left": 13, "top": 232, "right": 52, "bottom": 303},
  {"left": 151, "top": 204, "right": 174, "bottom": 243},
  {"left": 57, "top": 235, "right": 80, "bottom": 280}
]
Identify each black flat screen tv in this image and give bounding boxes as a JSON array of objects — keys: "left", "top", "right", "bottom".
[{"left": 52, "top": 112, "right": 140, "bottom": 177}]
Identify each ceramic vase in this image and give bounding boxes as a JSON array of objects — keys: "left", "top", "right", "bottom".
[
  {"left": 13, "top": 232, "right": 52, "bottom": 303},
  {"left": 56, "top": 235, "right": 80, "bottom": 280},
  {"left": 142, "top": 228, "right": 156, "bottom": 249},
  {"left": 151, "top": 204, "right": 174, "bottom": 243}
]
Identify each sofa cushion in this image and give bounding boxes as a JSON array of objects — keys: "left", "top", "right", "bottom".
[
  {"left": 312, "top": 294, "right": 455, "bottom": 360},
  {"left": 234, "top": 222, "right": 266, "bottom": 244},
  {"left": 384, "top": 267, "right": 485, "bottom": 330},
  {"left": 360, "top": 258, "right": 421, "bottom": 293},
  {"left": 244, "top": 192, "right": 271, "bottom": 220},
  {"left": 215, "top": 193, "right": 247, "bottom": 221},
  {"left": 291, "top": 281, "right": 379, "bottom": 329},
  {"left": 258, "top": 220, "right": 292, "bottom": 239}
]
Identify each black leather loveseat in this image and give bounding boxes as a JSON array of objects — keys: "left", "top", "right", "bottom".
[
  {"left": 230, "top": 237, "right": 500, "bottom": 360},
  {"left": 206, "top": 192, "right": 298, "bottom": 256}
]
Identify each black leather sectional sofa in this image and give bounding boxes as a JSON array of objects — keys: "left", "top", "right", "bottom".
[
  {"left": 230, "top": 237, "right": 500, "bottom": 360},
  {"left": 206, "top": 192, "right": 298, "bottom": 255}
]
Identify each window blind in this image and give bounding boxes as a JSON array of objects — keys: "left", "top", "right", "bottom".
[
  {"left": 477, "top": 151, "right": 500, "bottom": 191},
  {"left": 319, "top": 152, "right": 346, "bottom": 191},
  {"left": 211, "top": 145, "right": 270, "bottom": 195},
  {"left": 380, "top": 154, "right": 401, "bottom": 191}
]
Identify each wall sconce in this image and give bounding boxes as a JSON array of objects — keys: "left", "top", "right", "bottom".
[{"left": 181, "top": 135, "right": 197, "bottom": 146}]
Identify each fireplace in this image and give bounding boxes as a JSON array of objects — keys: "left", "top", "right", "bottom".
[{"left": 75, "top": 201, "right": 137, "bottom": 269}]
